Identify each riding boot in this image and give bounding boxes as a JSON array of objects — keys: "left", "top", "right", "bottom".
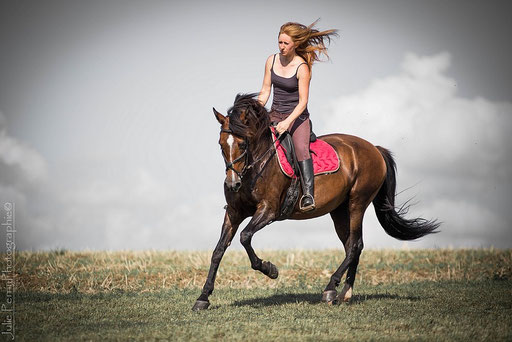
[{"left": 298, "top": 158, "right": 315, "bottom": 212}]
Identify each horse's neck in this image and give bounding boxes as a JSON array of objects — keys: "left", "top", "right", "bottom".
[
  {"left": 246, "top": 135, "right": 279, "bottom": 187},
  {"left": 250, "top": 134, "right": 272, "bottom": 163}
]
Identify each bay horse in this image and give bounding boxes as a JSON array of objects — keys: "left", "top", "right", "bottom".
[{"left": 193, "top": 94, "right": 439, "bottom": 310}]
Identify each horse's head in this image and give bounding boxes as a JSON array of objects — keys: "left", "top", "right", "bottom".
[
  {"left": 214, "top": 108, "right": 249, "bottom": 192},
  {"left": 214, "top": 94, "right": 271, "bottom": 192}
]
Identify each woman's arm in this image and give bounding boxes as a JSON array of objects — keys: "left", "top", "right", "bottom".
[
  {"left": 275, "top": 64, "right": 311, "bottom": 134},
  {"left": 257, "top": 55, "right": 273, "bottom": 106}
]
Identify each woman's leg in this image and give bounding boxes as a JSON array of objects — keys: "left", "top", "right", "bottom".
[
  {"left": 290, "top": 116, "right": 315, "bottom": 211},
  {"left": 289, "top": 116, "right": 311, "bottom": 162}
]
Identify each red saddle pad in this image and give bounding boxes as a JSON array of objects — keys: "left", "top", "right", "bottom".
[{"left": 271, "top": 128, "right": 340, "bottom": 178}]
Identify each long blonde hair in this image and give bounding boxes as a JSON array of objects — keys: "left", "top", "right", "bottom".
[{"left": 279, "top": 20, "right": 338, "bottom": 70}]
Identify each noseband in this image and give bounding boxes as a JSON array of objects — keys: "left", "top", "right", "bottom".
[{"left": 220, "top": 129, "right": 250, "bottom": 180}]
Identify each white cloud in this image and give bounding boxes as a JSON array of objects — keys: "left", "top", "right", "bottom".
[
  {"left": 0, "top": 112, "right": 50, "bottom": 251},
  {"left": 324, "top": 52, "right": 512, "bottom": 248},
  {"left": 0, "top": 113, "right": 47, "bottom": 183}
]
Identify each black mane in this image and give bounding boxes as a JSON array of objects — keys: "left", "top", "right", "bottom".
[{"left": 227, "top": 93, "right": 271, "bottom": 156}]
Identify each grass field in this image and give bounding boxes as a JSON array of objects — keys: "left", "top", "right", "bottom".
[{"left": 1, "top": 249, "right": 511, "bottom": 341}]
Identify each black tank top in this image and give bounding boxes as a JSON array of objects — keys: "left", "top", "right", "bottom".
[{"left": 270, "top": 54, "right": 309, "bottom": 115}]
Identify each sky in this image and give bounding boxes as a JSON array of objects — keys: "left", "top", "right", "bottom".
[{"left": 0, "top": 0, "right": 511, "bottom": 251}]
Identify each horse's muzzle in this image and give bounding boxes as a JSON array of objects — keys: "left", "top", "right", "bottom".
[{"left": 225, "top": 177, "right": 242, "bottom": 192}]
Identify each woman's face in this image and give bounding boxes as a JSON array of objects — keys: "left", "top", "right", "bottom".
[{"left": 278, "top": 33, "right": 295, "bottom": 57}]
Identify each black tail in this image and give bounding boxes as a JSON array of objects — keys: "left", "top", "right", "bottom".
[{"left": 373, "top": 146, "right": 440, "bottom": 240}]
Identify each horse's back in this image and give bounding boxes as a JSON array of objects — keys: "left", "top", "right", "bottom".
[{"left": 319, "top": 133, "right": 387, "bottom": 176}]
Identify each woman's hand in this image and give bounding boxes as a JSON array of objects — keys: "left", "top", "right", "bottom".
[{"left": 276, "top": 119, "right": 292, "bottom": 135}]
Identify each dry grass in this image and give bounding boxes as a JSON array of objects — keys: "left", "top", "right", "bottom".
[{"left": 4, "top": 248, "right": 510, "bottom": 295}]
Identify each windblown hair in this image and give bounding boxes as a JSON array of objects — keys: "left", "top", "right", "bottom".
[
  {"left": 279, "top": 19, "right": 338, "bottom": 70},
  {"left": 227, "top": 93, "right": 271, "bottom": 157}
]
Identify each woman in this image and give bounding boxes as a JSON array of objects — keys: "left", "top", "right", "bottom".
[{"left": 258, "top": 21, "right": 338, "bottom": 212}]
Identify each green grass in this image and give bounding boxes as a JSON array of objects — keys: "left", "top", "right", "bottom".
[{"left": 2, "top": 249, "right": 512, "bottom": 341}]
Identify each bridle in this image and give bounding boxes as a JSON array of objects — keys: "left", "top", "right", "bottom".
[
  {"left": 220, "top": 127, "right": 284, "bottom": 183},
  {"left": 220, "top": 128, "right": 250, "bottom": 180}
]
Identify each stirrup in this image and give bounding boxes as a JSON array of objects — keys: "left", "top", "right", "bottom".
[{"left": 299, "top": 194, "right": 315, "bottom": 212}]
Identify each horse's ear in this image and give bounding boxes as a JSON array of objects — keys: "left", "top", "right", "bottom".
[{"left": 213, "top": 108, "right": 225, "bottom": 125}]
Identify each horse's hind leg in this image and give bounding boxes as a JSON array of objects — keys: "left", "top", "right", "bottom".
[
  {"left": 240, "top": 202, "right": 278, "bottom": 279},
  {"left": 323, "top": 201, "right": 364, "bottom": 304},
  {"left": 322, "top": 201, "right": 349, "bottom": 302},
  {"left": 193, "top": 209, "right": 244, "bottom": 311}
]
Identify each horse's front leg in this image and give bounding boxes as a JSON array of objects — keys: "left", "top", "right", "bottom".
[
  {"left": 240, "top": 202, "right": 279, "bottom": 279},
  {"left": 192, "top": 209, "right": 244, "bottom": 311}
]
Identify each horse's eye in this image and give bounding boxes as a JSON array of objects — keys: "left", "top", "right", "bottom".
[{"left": 239, "top": 142, "right": 247, "bottom": 149}]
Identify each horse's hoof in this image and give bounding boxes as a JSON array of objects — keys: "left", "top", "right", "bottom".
[
  {"left": 322, "top": 290, "right": 337, "bottom": 303},
  {"left": 192, "top": 300, "right": 210, "bottom": 311},
  {"left": 263, "top": 261, "right": 279, "bottom": 279},
  {"left": 339, "top": 284, "right": 353, "bottom": 303}
]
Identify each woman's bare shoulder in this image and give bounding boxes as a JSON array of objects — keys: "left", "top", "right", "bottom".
[
  {"left": 297, "top": 61, "right": 311, "bottom": 80},
  {"left": 295, "top": 55, "right": 307, "bottom": 64},
  {"left": 264, "top": 54, "right": 275, "bottom": 70}
]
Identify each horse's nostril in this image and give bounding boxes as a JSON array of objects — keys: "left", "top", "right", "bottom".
[{"left": 224, "top": 179, "right": 241, "bottom": 192}]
